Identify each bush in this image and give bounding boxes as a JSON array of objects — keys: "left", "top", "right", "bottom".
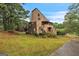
[
  {"left": 46, "top": 32, "right": 57, "bottom": 38},
  {"left": 57, "top": 29, "right": 66, "bottom": 35},
  {"left": 39, "top": 32, "right": 57, "bottom": 38},
  {"left": 30, "top": 32, "right": 57, "bottom": 38}
]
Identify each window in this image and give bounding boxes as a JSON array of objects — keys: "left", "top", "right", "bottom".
[
  {"left": 38, "top": 13, "right": 40, "bottom": 20},
  {"left": 38, "top": 18, "right": 40, "bottom": 20},
  {"left": 38, "top": 13, "right": 40, "bottom": 16},
  {"left": 48, "top": 27, "right": 52, "bottom": 32}
]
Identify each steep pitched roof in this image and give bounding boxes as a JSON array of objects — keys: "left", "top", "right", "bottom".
[{"left": 32, "top": 8, "right": 48, "bottom": 21}]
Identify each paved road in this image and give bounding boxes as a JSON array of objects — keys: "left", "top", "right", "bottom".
[
  {"left": 0, "top": 53, "right": 8, "bottom": 56},
  {"left": 50, "top": 39, "right": 79, "bottom": 56}
]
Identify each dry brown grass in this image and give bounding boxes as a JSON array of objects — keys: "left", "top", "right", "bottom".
[{"left": 0, "top": 32, "right": 71, "bottom": 56}]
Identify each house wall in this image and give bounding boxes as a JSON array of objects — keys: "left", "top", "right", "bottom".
[
  {"left": 31, "top": 8, "right": 56, "bottom": 34},
  {"left": 31, "top": 9, "right": 47, "bottom": 34},
  {"left": 42, "top": 23, "right": 52, "bottom": 32}
]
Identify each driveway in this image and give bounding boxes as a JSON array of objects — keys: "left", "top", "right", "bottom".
[{"left": 50, "top": 39, "right": 79, "bottom": 56}]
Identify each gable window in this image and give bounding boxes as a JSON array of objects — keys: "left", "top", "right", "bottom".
[
  {"left": 38, "top": 13, "right": 40, "bottom": 16},
  {"left": 38, "top": 18, "right": 40, "bottom": 20}
]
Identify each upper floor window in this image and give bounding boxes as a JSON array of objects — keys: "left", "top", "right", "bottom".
[
  {"left": 38, "top": 18, "right": 40, "bottom": 20},
  {"left": 38, "top": 13, "right": 40, "bottom": 20},
  {"left": 38, "top": 13, "right": 40, "bottom": 16}
]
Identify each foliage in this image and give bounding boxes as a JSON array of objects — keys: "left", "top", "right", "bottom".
[
  {"left": 45, "top": 32, "right": 57, "bottom": 38},
  {"left": 15, "top": 20, "right": 29, "bottom": 32},
  {"left": 0, "top": 19, "right": 3, "bottom": 30},
  {"left": 53, "top": 23, "right": 64, "bottom": 29},
  {"left": 0, "top": 3, "right": 29, "bottom": 31},
  {"left": 64, "top": 3, "right": 79, "bottom": 35},
  {"left": 57, "top": 29, "right": 66, "bottom": 35}
]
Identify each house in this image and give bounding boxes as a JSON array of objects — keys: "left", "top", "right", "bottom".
[{"left": 26, "top": 8, "right": 56, "bottom": 35}]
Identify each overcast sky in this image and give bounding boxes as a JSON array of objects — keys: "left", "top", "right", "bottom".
[{"left": 22, "top": 3, "right": 71, "bottom": 23}]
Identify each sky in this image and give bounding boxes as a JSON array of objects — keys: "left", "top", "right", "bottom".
[{"left": 22, "top": 3, "right": 71, "bottom": 23}]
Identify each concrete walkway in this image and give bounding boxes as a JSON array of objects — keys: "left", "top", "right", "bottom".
[{"left": 50, "top": 39, "right": 79, "bottom": 56}]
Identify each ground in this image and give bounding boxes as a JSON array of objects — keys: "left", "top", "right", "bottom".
[{"left": 0, "top": 32, "right": 71, "bottom": 56}]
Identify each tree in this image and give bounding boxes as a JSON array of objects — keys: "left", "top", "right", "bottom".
[
  {"left": 0, "top": 3, "right": 29, "bottom": 31},
  {"left": 53, "top": 23, "right": 64, "bottom": 29},
  {"left": 64, "top": 3, "right": 79, "bottom": 35},
  {"left": 0, "top": 19, "right": 3, "bottom": 30},
  {"left": 15, "top": 19, "right": 29, "bottom": 32}
]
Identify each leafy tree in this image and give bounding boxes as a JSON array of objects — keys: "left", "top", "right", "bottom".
[
  {"left": 15, "top": 19, "right": 29, "bottom": 32},
  {"left": 64, "top": 3, "right": 79, "bottom": 35},
  {"left": 0, "top": 3, "right": 29, "bottom": 31},
  {"left": 53, "top": 22, "right": 64, "bottom": 29},
  {"left": 0, "top": 19, "right": 3, "bottom": 30}
]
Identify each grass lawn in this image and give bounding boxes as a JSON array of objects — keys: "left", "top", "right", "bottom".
[{"left": 0, "top": 32, "right": 71, "bottom": 56}]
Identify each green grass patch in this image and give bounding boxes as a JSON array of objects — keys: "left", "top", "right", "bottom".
[{"left": 0, "top": 32, "right": 71, "bottom": 56}]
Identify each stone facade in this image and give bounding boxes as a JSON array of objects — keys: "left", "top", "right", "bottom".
[{"left": 26, "top": 8, "right": 56, "bottom": 35}]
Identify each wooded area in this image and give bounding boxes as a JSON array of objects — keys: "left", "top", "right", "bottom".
[
  {"left": 0, "top": 3, "right": 29, "bottom": 32},
  {"left": 0, "top": 3, "right": 79, "bottom": 36}
]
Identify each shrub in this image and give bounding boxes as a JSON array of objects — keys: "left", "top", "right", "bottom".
[
  {"left": 39, "top": 32, "right": 57, "bottom": 38},
  {"left": 46, "top": 32, "right": 56, "bottom": 37},
  {"left": 57, "top": 29, "right": 66, "bottom": 35},
  {"left": 31, "top": 32, "right": 57, "bottom": 38}
]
